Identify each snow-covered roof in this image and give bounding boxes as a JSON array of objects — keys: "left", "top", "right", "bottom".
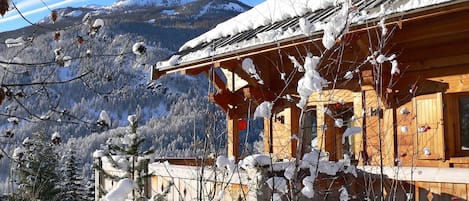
[{"left": 155, "top": 0, "right": 455, "bottom": 71}]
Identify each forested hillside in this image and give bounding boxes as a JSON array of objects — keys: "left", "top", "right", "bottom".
[{"left": 0, "top": 0, "right": 262, "bottom": 194}]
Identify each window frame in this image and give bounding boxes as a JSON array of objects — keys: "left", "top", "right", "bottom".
[{"left": 455, "top": 93, "right": 469, "bottom": 156}]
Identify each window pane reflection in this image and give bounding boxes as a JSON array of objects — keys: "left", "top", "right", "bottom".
[{"left": 459, "top": 97, "right": 469, "bottom": 150}]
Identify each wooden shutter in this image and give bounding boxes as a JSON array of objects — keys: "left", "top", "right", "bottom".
[{"left": 413, "top": 92, "right": 445, "bottom": 160}]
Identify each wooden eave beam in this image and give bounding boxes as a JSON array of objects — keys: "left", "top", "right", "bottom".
[
  {"left": 209, "top": 88, "right": 245, "bottom": 113},
  {"left": 203, "top": 70, "right": 227, "bottom": 92},
  {"left": 389, "top": 8, "right": 469, "bottom": 45},
  {"left": 396, "top": 36, "right": 469, "bottom": 65},
  {"left": 243, "top": 86, "right": 277, "bottom": 104},
  {"left": 222, "top": 60, "right": 261, "bottom": 88},
  {"left": 183, "top": 66, "right": 210, "bottom": 76},
  {"left": 227, "top": 98, "right": 293, "bottom": 119}
]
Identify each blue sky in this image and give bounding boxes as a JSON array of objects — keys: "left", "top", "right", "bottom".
[{"left": 0, "top": 0, "right": 264, "bottom": 33}]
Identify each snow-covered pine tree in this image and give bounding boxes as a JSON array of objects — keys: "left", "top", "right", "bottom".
[
  {"left": 60, "top": 145, "right": 86, "bottom": 201},
  {"left": 94, "top": 110, "right": 155, "bottom": 201},
  {"left": 81, "top": 176, "right": 96, "bottom": 201},
  {"left": 12, "top": 133, "right": 62, "bottom": 201}
]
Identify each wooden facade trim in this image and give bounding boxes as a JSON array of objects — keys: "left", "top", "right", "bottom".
[
  {"left": 359, "top": 166, "right": 469, "bottom": 184},
  {"left": 148, "top": 163, "right": 249, "bottom": 184},
  {"left": 227, "top": 115, "right": 240, "bottom": 160}
]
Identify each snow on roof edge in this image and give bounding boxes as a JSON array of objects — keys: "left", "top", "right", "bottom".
[
  {"left": 156, "top": 0, "right": 455, "bottom": 70},
  {"left": 179, "top": 0, "right": 337, "bottom": 52}
]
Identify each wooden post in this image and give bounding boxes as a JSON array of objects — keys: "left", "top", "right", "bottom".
[
  {"left": 95, "top": 158, "right": 102, "bottom": 201},
  {"left": 353, "top": 92, "right": 364, "bottom": 162},
  {"left": 227, "top": 115, "right": 240, "bottom": 160},
  {"left": 383, "top": 108, "right": 397, "bottom": 166},
  {"left": 316, "top": 104, "right": 326, "bottom": 152},
  {"left": 264, "top": 117, "right": 273, "bottom": 154}
]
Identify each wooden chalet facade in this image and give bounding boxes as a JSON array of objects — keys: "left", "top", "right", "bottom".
[{"left": 151, "top": 0, "right": 469, "bottom": 200}]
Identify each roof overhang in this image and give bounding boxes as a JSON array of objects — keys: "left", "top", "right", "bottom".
[{"left": 152, "top": 0, "right": 469, "bottom": 80}]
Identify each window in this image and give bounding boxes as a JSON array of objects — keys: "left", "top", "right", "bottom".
[
  {"left": 459, "top": 97, "right": 469, "bottom": 151},
  {"left": 304, "top": 110, "right": 318, "bottom": 148},
  {"left": 449, "top": 92, "right": 469, "bottom": 157}
]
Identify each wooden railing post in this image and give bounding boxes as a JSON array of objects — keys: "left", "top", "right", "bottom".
[{"left": 227, "top": 115, "right": 240, "bottom": 160}]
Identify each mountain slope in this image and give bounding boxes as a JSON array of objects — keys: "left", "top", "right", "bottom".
[
  {"left": 112, "top": 0, "right": 197, "bottom": 8},
  {"left": 0, "top": 0, "right": 258, "bottom": 191}
]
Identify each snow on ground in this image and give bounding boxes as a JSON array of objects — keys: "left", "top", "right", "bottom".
[
  {"left": 65, "top": 10, "right": 83, "bottom": 17},
  {"left": 196, "top": 2, "right": 246, "bottom": 18},
  {"left": 217, "top": 2, "right": 245, "bottom": 12},
  {"left": 161, "top": 9, "right": 179, "bottom": 15},
  {"left": 111, "top": 0, "right": 196, "bottom": 8},
  {"left": 239, "top": 154, "right": 272, "bottom": 169},
  {"left": 104, "top": 178, "right": 137, "bottom": 201},
  {"left": 91, "top": 10, "right": 110, "bottom": 16},
  {"left": 5, "top": 37, "right": 25, "bottom": 48}
]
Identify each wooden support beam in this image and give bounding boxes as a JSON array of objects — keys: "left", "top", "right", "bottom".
[
  {"left": 361, "top": 70, "right": 374, "bottom": 86},
  {"left": 395, "top": 31, "right": 469, "bottom": 63},
  {"left": 219, "top": 59, "right": 261, "bottom": 88},
  {"left": 242, "top": 86, "right": 277, "bottom": 104},
  {"left": 209, "top": 93, "right": 228, "bottom": 113},
  {"left": 390, "top": 8, "right": 469, "bottom": 45},
  {"left": 403, "top": 53, "right": 469, "bottom": 72},
  {"left": 182, "top": 66, "right": 210, "bottom": 76},
  {"left": 316, "top": 104, "right": 326, "bottom": 153},
  {"left": 209, "top": 89, "right": 245, "bottom": 115},
  {"left": 359, "top": 69, "right": 396, "bottom": 108},
  {"left": 358, "top": 165, "right": 469, "bottom": 184},
  {"left": 383, "top": 107, "right": 397, "bottom": 166},
  {"left": 151, "top": 65, "right": 166, "bottom": 80},
  {"left": 264, "top": 117, "right": 273, "bottom": 154},
  {"left": 204, "top": 70, "right": 227, "bottom": 92},
  {"left": 352, "top": 92, "right": 364, "bottom": 164},
  {"left": 227, "top": 115, "right": 240, "bottom": 161}
]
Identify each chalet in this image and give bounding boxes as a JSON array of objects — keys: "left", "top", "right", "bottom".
[{"left": 99, "top": 0, "right": 469, "bottom": 200}]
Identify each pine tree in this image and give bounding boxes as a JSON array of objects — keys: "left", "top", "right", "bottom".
[
  {"left": 13, "top": 133, "right": 62, "bottom": 201},
  {"left": 81, "top": 176, "right": 96, "bottom": 201},
  {"left": 61, "top": 146, "right": 85, "bottom": 201},
  {"left": 95, "top": 110, "right": 154, "bottom": 200}
]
